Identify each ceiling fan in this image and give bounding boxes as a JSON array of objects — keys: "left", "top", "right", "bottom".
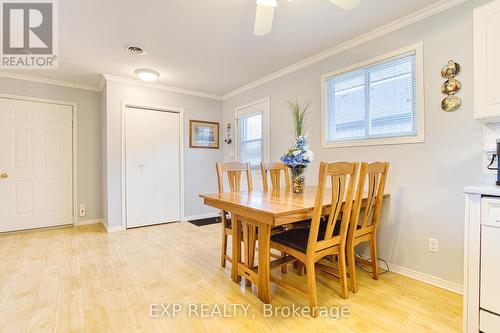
[{"left": 254, "top": 0, "right": 362, "bottom": 36}]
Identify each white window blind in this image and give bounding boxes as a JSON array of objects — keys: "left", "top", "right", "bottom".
[
  {"left": 325, "top": 52, "right": 418, "bottom": 143},
  {"left": 239, "top": 112, "right": 263, "bottom": 166}
]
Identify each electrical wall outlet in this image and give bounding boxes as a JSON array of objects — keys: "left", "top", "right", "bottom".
[
  {"left": 484, "top": 149, "right": 497, "bottom": 174},
  {"left": 79, "top": 204, "right": 86, "bottom": 217},
  {"left": 486, "top": 149, "right": 496, "bottom": 162},
  {"left": 428, "top": 238, "right": 439, "bottom": 253}
]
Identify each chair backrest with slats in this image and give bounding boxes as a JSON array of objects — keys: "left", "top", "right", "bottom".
[
  {"left": 349, "top": 162, "right": 389, "bottom": 237},
  {"left": 307, "top": 161, "right": 359, "bottom": 254},
  {"left": 216, "top": 162, "right": 253, "bottom": 193},
  {"left": 260, "top": 162, "right": 290, "bottom": 191}
]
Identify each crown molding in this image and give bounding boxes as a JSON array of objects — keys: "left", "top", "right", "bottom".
[
  {"left": 102, "top": 74, "right": 223, "bottom": 100},
  {"left": 222, "top": 0, "right": 468, "bottom": 100},
  {"left": 0, "top": 71, "right": 223, "bottom": 100},
  {"left": 0, "top": 71, "right": 101, "bottom": 92}
]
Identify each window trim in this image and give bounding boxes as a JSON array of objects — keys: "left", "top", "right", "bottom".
[
  {"left": 234, "top": 97, "right": 271, "bottom": 166},
  {"left": 321, "top": 42, "right": 425, "bottom": 148}
]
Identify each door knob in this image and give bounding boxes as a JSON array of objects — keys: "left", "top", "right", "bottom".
[{"left": 0, "top": 173, "right": 8, "bottom": 179}]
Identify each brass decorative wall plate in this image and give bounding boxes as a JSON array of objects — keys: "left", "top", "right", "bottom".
[
  {"left": 441, "top": 60, "right": 462, "bottom": 112},
  {"left": 441, "top": 60, "right": 461, "bottom": 79},
  {"left": 441, "top": 78, "right": 461, "bottom": 94},
  {"left": 441, "top": 95, "right": 462, "bottom": 112}
]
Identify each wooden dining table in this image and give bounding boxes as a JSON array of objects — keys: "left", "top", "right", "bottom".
[{"left": 199, "top": 186, "right": 389, "bottom": 304}]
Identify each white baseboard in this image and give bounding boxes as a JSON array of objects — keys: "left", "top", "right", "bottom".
[
  {"left": 387, "top": 262, "right": 463, "bottom": 295},
  {"left": 103, "top": 223, "right": 125, "bottom": 233},
  {"left": 358, "top": 254, "right": 463, "bottom": 294},
  {"left": 75, "top": 218, "right": 124, "bottom": 233},
  {"left": 183, "top": 211, "right": 220, "bottom": 222},
  {"left": 96, "top": 212, "right": 220, "bottom": 232},
  {"left": 76, "top": 218, "right": 103, "bottom": 226}
]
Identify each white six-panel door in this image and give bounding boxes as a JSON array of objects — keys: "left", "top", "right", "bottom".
[
  {"left": 0, "top": 97, "right": 73, "bottom": 232},
  {"left": 125, "top": 107, "right": 181, "bottom": 228}
]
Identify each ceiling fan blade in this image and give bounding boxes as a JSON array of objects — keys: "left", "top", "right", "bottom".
[
  {"left": 254, "top": 3, "right": 276, "bottom": 36},
  {"left": 329, "top": 0, "right": 362, "bottom": 11}
]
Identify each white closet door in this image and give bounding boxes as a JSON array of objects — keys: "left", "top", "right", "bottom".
[
  {"left": 0, "top": 97, "right": 73, "bottom": 232},
  {"left": 125, "top": 107, "right": 180, "bottom": 228}
]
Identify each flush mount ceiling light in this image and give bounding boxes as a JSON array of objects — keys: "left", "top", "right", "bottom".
[
  {"left": 134, "top": 68, "right": 160, "bottom": 82},
  {"left": 254, "top": 0, "right": 362, "bottom": 36}
]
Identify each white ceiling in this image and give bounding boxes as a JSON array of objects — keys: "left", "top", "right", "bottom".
[{"left": 5, "top": 0, "right": 441, "bottom": 95}]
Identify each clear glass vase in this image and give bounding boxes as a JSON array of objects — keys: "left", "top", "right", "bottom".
[{"left": 291, "top": 168, "right": 305, "bottom": 195}]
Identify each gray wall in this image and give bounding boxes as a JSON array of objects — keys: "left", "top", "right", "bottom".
[
  {"left": 103, "top": 80, "right": 222, "bottom": 228},
  {"left": 222, "top": 0, "right": 489, "bottom": 285},
  {"left": 0, "top": 77, "right": 103, "bottom": 221}
]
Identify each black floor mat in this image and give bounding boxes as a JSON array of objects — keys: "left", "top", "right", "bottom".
[{"left": 188, "top": 216, "right": 221, "bottom": 227}]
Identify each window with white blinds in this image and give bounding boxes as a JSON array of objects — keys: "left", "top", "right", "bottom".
[
  {"left": 323, "top": 48, "right": 423, "bottom": 147},
  {"left": 239, "top": 112, "right": 263, "bottom": 166}
]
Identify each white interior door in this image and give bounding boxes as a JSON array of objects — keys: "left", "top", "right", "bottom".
[
  {"left": 0, "top": 97, "right": 73, "bottom": 232},
  {"left": 125, "top": 107, "right": 181, "bottom": 228}
]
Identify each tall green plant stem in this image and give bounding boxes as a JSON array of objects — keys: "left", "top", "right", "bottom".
[{"left": 288, "top": 99, "right": 310, "bottom": 138}]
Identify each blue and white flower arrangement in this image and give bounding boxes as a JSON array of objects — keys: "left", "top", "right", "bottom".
[
  {"left": 280, "top": 100, "right": 314, "bottom": 194},
  {"left": 281, "top": 135, "right": 314, "bottom": 170}
]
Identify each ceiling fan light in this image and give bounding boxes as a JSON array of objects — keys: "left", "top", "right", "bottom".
[
  {"left": 134, "top": 68, "right": 160, "bottom": 82},
  {"left": 256, "top": 0, "right": 277, "bottom": 7},
  {"left": 254, "top": 4, "right": 275, "bottom": 36},
  {"left": 329, "top": 0, "right": 362, "bottom": 11}
]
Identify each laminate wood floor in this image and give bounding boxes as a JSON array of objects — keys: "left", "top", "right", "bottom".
[{"left": 0, "top": 222, "right": 462, "bottom": 333}]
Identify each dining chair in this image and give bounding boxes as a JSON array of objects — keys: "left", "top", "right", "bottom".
[
  {"left": 346, "top": 162, "right": 389, "bottom": 293},
  {"left": 260, "top": 162, "right": 290, "bottom": 191},
  {"left": 260, "top": 162, "right": 292, "bottom": 273},
  {"left": 260, "top": 162, "right": 312, "bottom": 231},
  {"left": 269, "top": 161, "right": 359, "bottom": 317},
  {"left": 216, "top": 162, "right": 253, "bottom": 269}
]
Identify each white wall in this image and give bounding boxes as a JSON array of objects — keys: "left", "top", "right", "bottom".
[
  {"left": 0, "top": 76, "right": 103, "bottom": 221},
  {"left": 222, "top": 0, "right": 490, "bottom": 286},
  {"left": 103, "top": 79, "right": 222, "bottom": 229}
]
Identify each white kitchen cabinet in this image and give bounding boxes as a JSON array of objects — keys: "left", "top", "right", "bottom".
[{"left": 474, "top": 0, "right": 500, "bottom": 122}]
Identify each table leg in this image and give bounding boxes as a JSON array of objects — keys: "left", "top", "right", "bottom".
[
  {"left": 242, "top": 222, "right": 252, "bottom": 287},
  {"left": 231, "top": 214, "right": 241, "bottom": 283},
  {"left": 257, "top": 223, "right": 271, "bottom": 303},
  {"left": 248, "top": 224, "right": 256, "bottom": 269}
]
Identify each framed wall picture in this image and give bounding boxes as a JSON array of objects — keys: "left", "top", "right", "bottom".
[{"left": 189, "top": 120, "right": 220, "bottom": 149}]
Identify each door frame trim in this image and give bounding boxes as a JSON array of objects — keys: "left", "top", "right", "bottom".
[
  {"left": 0, "top": 93, "right": 78, "bottom": 226},
  {"left": 121, "top": 101, "right": 185, "bottom": 230}
]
